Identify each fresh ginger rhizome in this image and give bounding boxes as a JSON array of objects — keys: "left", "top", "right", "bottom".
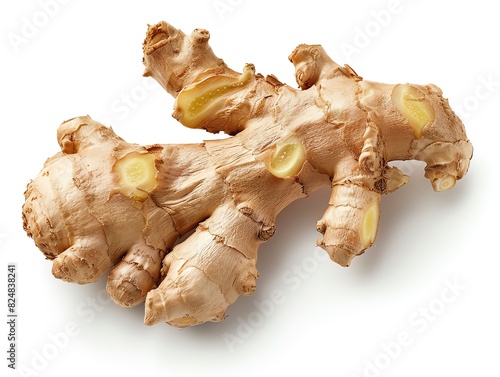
[{"left": 22, "top": 21, "right": 472, "bottom": 327}]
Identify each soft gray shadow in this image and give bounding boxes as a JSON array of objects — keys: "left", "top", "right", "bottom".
[
  {"left": 352, "top": 160, "right": 479, "bottom": 278},
  {"left": 183, "top": 185, "right": 332, "bottom": 339},
  {"left": 90, "top": 161, "right": 479, "bottom": 343}
]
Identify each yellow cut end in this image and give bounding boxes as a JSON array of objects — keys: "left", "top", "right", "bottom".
[
  {"left": 359, "top": 199, "right": 380, "bottom": 248},
  {"left": 433, "top": 174, "right": 457, "bottom": 192},
  {"left": 113, "top": 153, "right": 158, "bottom": 201},
  {"left": 392, "top": 84, "right": 435, "bottom": 139},
  {"left": 267, "top": 136, "right": 306, "bottom": 178},
  {"left": 169, "top": 316, "right": 200, "bottom": 328},
  {"left": 175, "top": 64, "right": 255, "bottom": 128}
]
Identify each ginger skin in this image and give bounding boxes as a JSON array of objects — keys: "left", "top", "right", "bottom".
[{"left": 22, "top": 21, "right": 473, "bottom": 327}]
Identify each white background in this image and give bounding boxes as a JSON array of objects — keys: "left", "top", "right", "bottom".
[{"left": 1, "top": 1, "right": 499, "bottom": 376}]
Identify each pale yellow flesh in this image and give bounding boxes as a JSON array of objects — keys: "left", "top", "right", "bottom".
[
  {"left": 176, "top": 65, "right": 255, "bottom": 128},
  {"left": 267, "top": 137, "right": 306, "bottom": 178},
  {"left": 392, "top": 84, "right": 435, "bottom": 139},
  {"left": 114, "top": 153, "right": 158, "bottom": 201},
  {"left": 433, "top": 174, "right": 457, "bottom": 191},
  {"left": 359, "top": 199, "right": 380, "bottom": 247}
]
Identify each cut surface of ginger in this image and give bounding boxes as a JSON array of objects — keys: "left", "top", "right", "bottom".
[
  {"left": 267, "top": 136, "right": 306, "bottom": 178},
  {"left": 114, "top": 153, "right": 158, "bottom": 201},
  {"left": 175, "top": 64, "right": 255, "bottom": 128},
  {"left": 392, "top": 84, "right": 435, "bottom": 139},
  {"left": 359, "top": 198, "right": 380, "bottom": 247}
]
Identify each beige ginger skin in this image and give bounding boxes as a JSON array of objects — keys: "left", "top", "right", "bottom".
[{"left": 22, "top": 21, "right": 473, "bottom": 327}]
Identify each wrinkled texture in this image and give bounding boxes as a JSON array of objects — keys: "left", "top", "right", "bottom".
[{"left": 22, "top": 21, "right": 473, "bottom": 327}]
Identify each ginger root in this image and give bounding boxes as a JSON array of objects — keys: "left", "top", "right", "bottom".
[{"left": 22, "top": 21, "right": 473, "bottom": 327}]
